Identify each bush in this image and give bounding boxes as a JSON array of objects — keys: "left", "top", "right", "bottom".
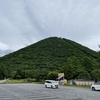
[{"left": 26, "top": 78, "right": 36, "bottom": 82}]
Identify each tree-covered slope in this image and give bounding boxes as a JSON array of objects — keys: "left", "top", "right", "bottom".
[
  {"left": 0, "top": 37, "right": 99, "bottom": 80},
  {"left": 0, "top": 37, "right": 98, "bottom": 71}
]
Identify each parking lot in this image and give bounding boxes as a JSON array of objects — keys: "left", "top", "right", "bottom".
[{"left": 0, "top": 83, "right": 99, "bottom": 100}]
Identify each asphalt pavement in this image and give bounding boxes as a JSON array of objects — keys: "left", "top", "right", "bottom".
[{"left": 0, "top": 83, "right": 99, "bottom": 100}]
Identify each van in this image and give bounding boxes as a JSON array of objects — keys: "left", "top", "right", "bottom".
[{"left": 44, "top": 80, "right": 59, "bottom": 88}]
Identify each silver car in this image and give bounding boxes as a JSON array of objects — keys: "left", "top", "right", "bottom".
[{"left": 91, "top": 82, "right": 100, "bottom": 91}]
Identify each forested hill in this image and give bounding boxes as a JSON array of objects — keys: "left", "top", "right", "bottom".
[
  {"left": 0, "top": 37, "right": 99, "bottom": 80},
  {"left": 0, "top": 37, "right": 98, "bottom": 70}
]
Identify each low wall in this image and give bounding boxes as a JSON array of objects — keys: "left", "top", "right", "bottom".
[{"left": 75, "top": 80, "right": 95, "bottom": 86}]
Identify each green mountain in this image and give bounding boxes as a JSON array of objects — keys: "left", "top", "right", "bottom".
[{"left": 0, "top": 37, "right": 99, "bottom": 80}]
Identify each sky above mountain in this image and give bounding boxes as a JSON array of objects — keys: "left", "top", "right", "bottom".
[{"left": 0, "top": 0, "right": 100, "bottom": 56}]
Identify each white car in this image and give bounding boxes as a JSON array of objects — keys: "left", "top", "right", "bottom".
[
  {"left": 91, "top": 82, "right": 100, "bottom": 91},
  {"left": 44, "top": 80, "right": 59, "bottom": 88}
]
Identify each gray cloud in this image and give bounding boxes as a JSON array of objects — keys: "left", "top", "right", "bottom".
[{"left": 0, "top": 0, "right": 100, "bottom": 56}]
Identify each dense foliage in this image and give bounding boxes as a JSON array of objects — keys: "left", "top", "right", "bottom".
[{"left": 0, "top": 37, "right": 99, "bottom": 81}]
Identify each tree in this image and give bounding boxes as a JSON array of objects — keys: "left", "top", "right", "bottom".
[
  {"left": 97, "top": 51, "right": 100, "bottom": 68},
  {"left": 81, "top": 56, "right": 95, "bottom": 74},
  {"left": 47, "top": 71, "right": 58, "bottom": 80},
  {"left": 91, "top": 69, "right": 100, "bottom": 82},
  {"left": 78, "top": 70, "right": 90, "bottom": 79},
  {"left": 61, "top": 56, "right": 83, "bottom": 79},
  {"left": 34, "top": 68, "right": 48, "bottom": 81},
  {"left": 0, "top": 64, "right": 7, "bottom": 79},
  {"left": 14, "top": 69, "right": 25, "bottom": 79}
]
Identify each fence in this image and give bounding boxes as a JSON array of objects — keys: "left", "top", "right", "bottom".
[{"left": 74, "top": 80, "right": 95, "bottom": 86}]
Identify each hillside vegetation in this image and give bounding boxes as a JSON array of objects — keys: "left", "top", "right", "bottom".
[{"left": 0, "top": 37, "right": 100, "bottom": 81}]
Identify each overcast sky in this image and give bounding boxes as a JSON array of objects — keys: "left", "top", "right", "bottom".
[{"left": 0, "top": 0, "right": 100, "bottom": 56}]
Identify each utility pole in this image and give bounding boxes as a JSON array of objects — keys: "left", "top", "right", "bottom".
[
  {"left": 98, "top": 44, "right": 100, "bottom": 68},
  {"left": 98, "top": 44, "right": 100, "bottom": 48}
]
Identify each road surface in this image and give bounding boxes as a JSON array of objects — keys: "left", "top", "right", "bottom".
[{"left": 0, "top": 84, "right": 99, "bottom": 100}]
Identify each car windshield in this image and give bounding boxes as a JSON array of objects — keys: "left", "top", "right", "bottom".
[
  {"left": 45, "top": 80, "right": 57, "bottom": 83},
  {"left": 95, "top": 82, "right": 100, "bottom": 85}
]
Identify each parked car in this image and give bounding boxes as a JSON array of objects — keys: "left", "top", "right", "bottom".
[
  {"left": 91, "top": 82, "right": 100, "bottom": 91},
  {"left": 44, "top": 80, "right": 59, "bottom": 89}
]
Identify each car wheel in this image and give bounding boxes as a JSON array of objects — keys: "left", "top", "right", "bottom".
[
  {"left": 92, "top": 87, "right": 95, "bottom": 91},
  {"left": 56, "top": 86, "right": 58, "bottom": 89},
  {"left": 45, "top": 85, "right": 47, "bottom": 88},
  {"left": 51, "top": 85, "right": 53, "bottom": 88}
]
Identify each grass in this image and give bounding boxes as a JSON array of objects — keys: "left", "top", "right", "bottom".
[
  {"left": 63, "top": 84, "right": 91, "bottom": 88},
  {"left": 5, "top": 79, "right": 27, "bottom": 84},
  {"left": 4, "top": 79, "right": 44, "bottom": 84}
]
